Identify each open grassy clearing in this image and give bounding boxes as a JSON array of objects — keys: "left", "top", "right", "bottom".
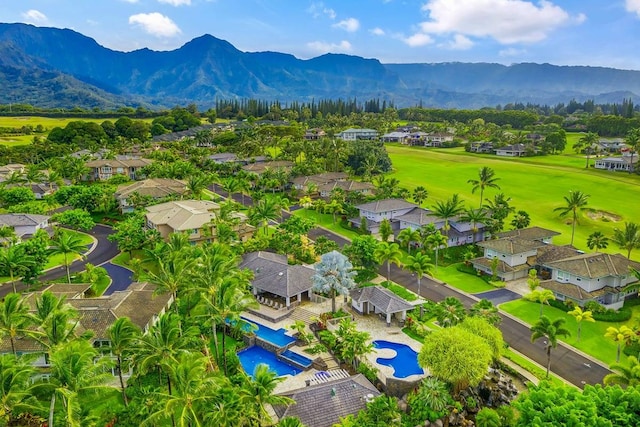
[
  {"left": 386, "top": 144, "right": 640, "bottom": 257},
  {"left": 499, "top": 298, "right": 640, "bottom": 367},
  {"left": 433, "top": 263, "right": 497, "bottom": 294}
]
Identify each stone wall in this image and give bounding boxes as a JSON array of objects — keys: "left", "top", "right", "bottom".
[{"left": 384, "top": 376, "right": 422, "bottom": 398}]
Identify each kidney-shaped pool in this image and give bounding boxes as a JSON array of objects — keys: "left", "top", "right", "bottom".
[{"left": 373, "top": 340, "right": 424, "bottom": 379}]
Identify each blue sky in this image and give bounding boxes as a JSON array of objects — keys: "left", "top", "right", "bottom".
[{"left": 3, "top": 0, "right": 640, "bottom": 70}]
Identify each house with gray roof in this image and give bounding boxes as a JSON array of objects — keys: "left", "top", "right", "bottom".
[
  {"left": 291, "top": 172, "right": 349, "bottom": 191},
  {"left": 336, "top": 128, "right": 378, "bottom": 141},
  {"left": 540, "top": 253, "right": 640, "bottom": 310},
  {"left": 274, "top": 374, "right": 380, "bottom": 427},
  {"left": 496, "top": 143, "right": 527, "bottom": 157},
  {"left": 396, "top": 208, "right": 488, "bottom": 247},
  {"left": 350, "top": 285, "right": 414, "bottom": 326},
  {"left": 594, "top": 153, "right": 637, "bottom": 172},
  {"left": 350, "top": 198, "right": 418, "bottom": 234},
  {"left": 0, "top": 213, "right": 51, "bottom": 239},
  {"left": 497, "top": 226, "right": 560, "bottom": 244},
  {"left": 318, "top": 180, "right": 375, "bottom": 198},
  {"left": 471, "top": 234, "right": 549, "bottom": 281},
  {"left": 381, "top": 131, "right": 410, "bottom": 143},
  {"left": 240, "top": 251, "right": 315, "bottom": 308}
]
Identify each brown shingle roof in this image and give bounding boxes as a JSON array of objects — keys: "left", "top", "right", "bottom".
[
  {"left": 116, "top": 178, "right": 187, "bottom": 199},
  {"left": 535, "top": 245, "right": 582, "bottom": 265},
  {"left": 240, "top": 252, "right": 314, "bottom": 298},
  {"left": 498, "top": 226, "right": 560, "bottom": 241},
  {"left": 477, "top": 237, "right": 546, "bottom": 255},
  {"left": 540, "top": 280, "right": 622, "bottom": 301},
  {"left": 543, "top": 253, "right": 640, "bottom": 278}
]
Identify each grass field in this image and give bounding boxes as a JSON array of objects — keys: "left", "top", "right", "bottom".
[
  {"left": 386, "top": 144, "right": 640, "bottom": 258},
  {"left": 499, "top": 298, "right": 640, "bottom": 366}
]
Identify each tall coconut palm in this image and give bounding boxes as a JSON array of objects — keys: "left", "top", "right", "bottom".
[
  {"left": 412, "top": 186, "right": 429, "bottom": 207},
  {"left": 147, "top": 257, "right": 195, "bottom": 312},
  {"left": 605, "top": 325, "right": 635, "bottom": 363},
  {"left": 567, "top": 306, "right": 595, "bottom": 342},
  {"left": 468, "top": 166, "right": 501, "bottom": 208},
  {"left": 397, "top": 227, "right": 421, "bottom": 254},
  {"left": 611, "top": 222, "right": 640, "bottom": 259},
  {"left": 553, "top": 190, "right": 590, "bottom": 246},
  {"left": 374, "top": 242, "right": 403, "bottom": 283},
  {"left": 426, "top": 231, "right": 448, "bottom": 270},
  {"left": 405, "top": 252, "right": 434, "bottom": 317},
  {"left": 0, "top": 294, "right": 32, "bottom": 355},
  {"left": 431, "top": 194, "right": 465, "bottom": 238},
  {"left": 240, "top": 364, "right": 294, "bottom": 426},
  {"left": 460, "top": 208, "right": 489, "bottom": 236},
  {"left": 526, "top": 289, "right": 556, "bottom": 317},
  {"left": 574, "top": 132, "right": 599, "bottom": 168},
  {"left": 107, "top": 317, "right": 141, "bottom": 406},
  {"left": 530, "top": 316, "right": 571, "bottom": 378},
  {"left": 435, "top": 297, "right": 466, "bottom": 327},
  {"left": 586, "top": 231, "right": 609, "bottom": 253},
  {"left": 31, "top": 291, "right": 79, "bottom": 349},
  {"left": 0, "top": 354, "right": 46, "bottom": 422},
  {"left": 248, "top": 197, "right": 280, "bottom": 233},
  {"left": 0, "top": 246, "right": 35, "bottom": 293},
  {"left": 186, "top": 173, "right": 212, "bottom": 200},
  {"left": 603, "top": 355, "right": 640, "bottom": 387},
  {"left": 48, "top": 339, "right": 116, "bottom": 427},
  {"left": 625, "top": 128, "right": 640, "bottom": 173},
  {"left": 312, "top": 250, "right": 357, "bottom": 313},
  {"left": 48, "top": 230, "right": 88, "bottom": 283}
]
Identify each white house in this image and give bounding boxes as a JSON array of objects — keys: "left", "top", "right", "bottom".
[
  {"left": 350, "top": 199, "right": 418, "bottom": 234},
  {"left": 381, "top": 132, "right": 410, "bottom": 143},
  {"left": 336, "top": 128, "right": 378, "bottom": 141},
  {"left": 496, "top": 144, "right": 527, "bottom": 157},
  {"left": 594, "top": 153, "right": 637, "bottom": 172},
  {"left": 540, "top": 253, "right": 640, "bottom": 310},
  {"left": 0, "top": 213, "right": 50, "bottom": 239},
  {"left": 471, "top": 237, "right": 546, "bottom": 281}
]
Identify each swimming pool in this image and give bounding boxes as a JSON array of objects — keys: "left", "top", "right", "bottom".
[
  {"left": 240, "top": 317, "right": 296, "bottom": 348},
  {"left": 373, "top": 340, "right": 424, "bottom": 379},
  {"left": 237, "top": 346, "right": 302, "bottom": 378}
]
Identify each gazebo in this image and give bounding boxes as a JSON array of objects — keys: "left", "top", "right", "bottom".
[{"left": 350, "top": 285, "right": 414, "bottom": 326}]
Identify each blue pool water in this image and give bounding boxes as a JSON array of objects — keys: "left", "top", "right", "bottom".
[
  {"left": 280, "top": 349, "right": 313, "bottom": 368},
  {"left": 373, "top": 340, "right": 424, "bottom": 379},
  {"left": 240, "top": 317, "right": 296, "bottom": 348},
  {"left": 238, "top": 346, "right": 302, "bottom": 378}
]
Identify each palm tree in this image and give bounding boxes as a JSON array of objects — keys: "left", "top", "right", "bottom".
[
  {"left": 625, "top": 128, "right": 640, "bottom": 174},
  {"left": 412, "top": 186, "right": 429, "bottom": 206},
  {"left": 530, "top": 315, "right": 571, "bottom": 378},
  {"left": 567, "top": 306, "right": 595, "bottom": 342},
  {"left": 397, "top": 227, "right": 421, "bottom": 254},
  {"left": 249, "top": 197, "right": 280, "bottom": 233},
  {"left": 431, "top": 194, "right": 465, "bottom": 238},
  {"left": 146, "top": 257, "right": 195, "bottom": 312},
  {"left": 0, "top": 294, "right": 32, "bottom": 355},
  {"left": 526, "top": 289, "right": 556, "bottom": 317},
  {"left": 435, "top": 297, "right": 466, "bottom": 327},
  {"left": 186, "top": 173, "right": 212, "bottom": 200},
  {"left": 221, "top": 176, "right": 241, "bottom": 199},
  {"left": 324, "top": 199, "right": 344, "bottom": 224},
  {"left": 605, "top": 325, "right": 635, "bottom": 363},
  {"left": 374, "top": 242, "right": 403, "bottom": 282},
  {"left": 611, "top": 222, "right": 640, "bottom": 259},
  {"left": 586, "top": 231, "right": 609, "bottom": 253},
  {"left": 470, "top": 299, "right": 501, "bottom": 326},
  {"left": 0, "top": 226, "right": 16, "bottom": 247},
  {"left": 240, "top": 364, "right": 294, "bottom": 426},
  {"left": 426, "top": 231, "right": 448, "bottom": 270},
  {"left": 405, "top": 252, "right": 434, "bottom": 317},
  {"left": 0, "top": 354, "right": 45, "bottom": 423},
  {"left": 312, "top": 250, "right": 357, "bottom": 313},
  {"left": 574, "top": 132, "right": 599, "bottom": 168},
  {"left": 468, "top": 166, "right": 501, "bottom": 208},
  {"left": 460, "top": 207, "right": 489, "bottom": 236},
  {"left": 31, "top": 291, "right": 79, "bottom": 349},
  {"left": 107, "top": 317, "right": 141, "bottom": 406},
  {"left": 0, "top": 246, "right": 35, "bottom": 293},
  {"left": 48, "top": 339, "right": 116, "bottom": 427},
  {"left": 48, "top": 230, "right": 88, "bottom": 283},
  {"left": 553, "top": 190, "right": 590, "bottom": 246},
  {"left": 603, "top": 355, "right": 640, "bottom": 387}
]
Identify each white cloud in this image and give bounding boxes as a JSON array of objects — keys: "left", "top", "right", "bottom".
[
  {"left": 120, "top": 0, "right": 139, "bottom": 3},
  {"left": 158, "top": 0, "right": 191, "bottom": 6},
  {"left": 403, "top": 32, "right": 434, "bottom": 47},
  {"left": 307, "top": 2, "right": 336, "bottom": 19},
  {"left": 499, "top": 47, "right": 527, "bottom": 57},
  {"left": 626, "top": 0, "right": 640, "bottom": 17},
  {"left": 129, "top": 13, "right": 182, "bottom": 37},
  {"left": 21, "top": 9, "right": 47, "bottom": 24},
  {"left": 370, "top": 27, "right": 385, "bottom": 36},
  {"left": 419, "top": 0, "right": 574, "bottom": 44},
  {"left": 306, "top": 40, "right": 352, "bottom": 54},
  {"left": 446, "top": 34, "right": 474, "bottom": 50},
  {"left": 333, "top": 18, "right": 360, "bottom": 32}
]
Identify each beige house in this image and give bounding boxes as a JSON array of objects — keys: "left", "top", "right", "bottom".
[
  {"left": 145, "top": 200, "right": 255, "bottom": 244},
  {"left": 85, "top": 157, "right": 152, "bottom": 181},
  {"left": 115, "top": 178, "right": 187, "bottom": 213}
]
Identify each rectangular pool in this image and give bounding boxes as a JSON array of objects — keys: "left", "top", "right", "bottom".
[
  {"left": 240, "top": 317, "right": 296, "bottom": 348},
  {"left": 280, "top": 349, "right": 313, "bottom": 369},
  {"left": 238, "top": 346, "right": 302, "bottom": 378}
]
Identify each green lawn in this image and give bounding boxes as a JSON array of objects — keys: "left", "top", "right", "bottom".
[
  {"left": 386, "top": 144, "right": 640, "bottom": 259},
  {"left": 499, "top": 298, "right": 639, "bottom": 367},
  {"left": 433, "top": 263, "right": 496, "bottom": 294},
  {"left": 42, "top": 230, "right": 95, "bottom": 270},
  {"left": 503, "top": 347, "right": 566, "bottom": 387},
  {"left": 293, "top": 208, "right": 360, "bottom": 241}
]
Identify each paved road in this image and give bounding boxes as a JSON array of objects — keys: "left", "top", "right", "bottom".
[
  {"left": 308, "top": 226, "right": 610, "bottom": 388},
  {"left": 0, "top": 224, "right": 120, "bottom": 298},
  {"left": 102, "top": 262, "right": 134, "bottom": 295}
]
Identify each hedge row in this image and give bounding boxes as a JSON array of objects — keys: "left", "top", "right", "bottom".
[{"left": 548, "top": 299, "right": 632, "bottom": 322}]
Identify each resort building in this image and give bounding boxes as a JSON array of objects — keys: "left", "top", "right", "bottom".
[
  {"left": 336, "top": 128, "right": 378, "bottom": 141},
  {"left": 350, "top": 285, "right": 414, "bottom": 326}
]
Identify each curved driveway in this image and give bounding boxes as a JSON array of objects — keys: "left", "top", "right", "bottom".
[
  {"left": 1, "top": 224, "right": 120, "bottom": 298},
  {"left": 307, "top": 226, "right": 610, "bottom": 388}
]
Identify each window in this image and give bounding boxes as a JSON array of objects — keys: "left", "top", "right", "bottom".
[
  {"left": 191, "top": 228, "right": 198, "bottom": 234},
  {"left": 557, "top": 270, "right": 570, "bottom": 281}
]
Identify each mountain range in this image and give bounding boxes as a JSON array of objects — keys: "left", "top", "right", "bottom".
[{"left": 1, "top": 22, "right": 640, "bottom": 110}]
